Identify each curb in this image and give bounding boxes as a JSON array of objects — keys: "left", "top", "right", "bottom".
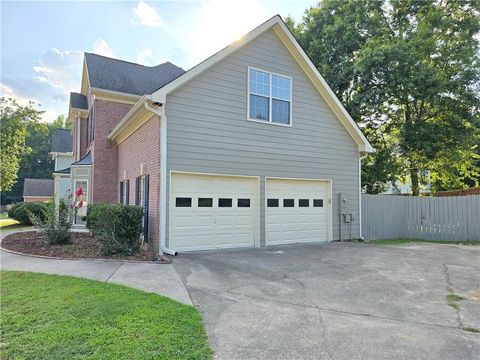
[{"left": 0, "top": 230, "right": 170, "bottom": 265}]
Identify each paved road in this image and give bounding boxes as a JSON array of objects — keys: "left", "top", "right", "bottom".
[
  {"left": 173, "top": 242, "right": 480, "bottom": 360},
  {"left": 0, "top": 231, "right": 191, "bottom": 305}
]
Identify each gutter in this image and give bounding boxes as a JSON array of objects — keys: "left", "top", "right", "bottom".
[{"left": 144, "top": 97, "right": 177, "bottom": 256}]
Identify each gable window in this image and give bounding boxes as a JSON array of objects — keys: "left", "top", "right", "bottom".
[{"left": 248, "top": 67, "right": 292, "bottom": 126}]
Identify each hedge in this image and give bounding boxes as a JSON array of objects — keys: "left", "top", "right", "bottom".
[
  {"left": 7, "top": 202, "right": 48, "bottom": 225},
  {"left": 86, "top": 203, "right": 143, "bottom": 256}
]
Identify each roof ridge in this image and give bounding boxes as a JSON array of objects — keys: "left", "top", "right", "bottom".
[{"left": 84, "top": 52, "right": 180, "bottom": 69}]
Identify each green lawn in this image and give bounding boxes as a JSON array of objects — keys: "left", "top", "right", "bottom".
[
  {"left": 0, "top": 219, "right": 33, "bottom": 232},
  {"left": 369, "top": 238, "right": 480, "bottom": 245},
  {"left": 0, "top": 212, "right": 9, "bottom": 219},
  {"left": 1, "top": 271, "right": 212, "bottom": 360}
]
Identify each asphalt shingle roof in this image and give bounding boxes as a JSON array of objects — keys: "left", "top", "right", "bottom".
[
  {"left": 23, "top": 178, "right": 54, "bottom": 197},
  {"left": 51, "top": 128, "right": 72, "bottom": 153},
  {"left": 70, "top": 92, "right": 88, "bottom": 110},
  {"left": 84, "top": 53, "right": 185, "bottom": 95}
]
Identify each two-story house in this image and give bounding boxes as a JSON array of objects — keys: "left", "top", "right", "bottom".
[
  {"left": 64, "top": 15, "right": 373, "bottom": 255},
  {"left": 51, "top": 128, "right": 73, "bottom": 205}
]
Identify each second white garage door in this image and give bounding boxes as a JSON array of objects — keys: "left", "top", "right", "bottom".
[
  {"left": 170, "top": 173, "right": 258, "bottom": 251},
  {"left": 266, "top": 178, "right": 330, "bottom": 245}
]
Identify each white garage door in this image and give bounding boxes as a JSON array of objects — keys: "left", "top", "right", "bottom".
[
  {"left": 170, "top": 173, "right": 258, "bottom": 251},
  {"left": 266, "top": 178, "right": 330, "bottom": 245}
]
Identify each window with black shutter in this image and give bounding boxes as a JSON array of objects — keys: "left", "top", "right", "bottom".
[
  {"left": 143, "top": 175, "right": 149, "bottom": 242},
  {"left": 125, "top": 180, "right": 130, "bottom": 205},
  {"left": 119, "top": 181, "right": 124, "bottom": 204}
]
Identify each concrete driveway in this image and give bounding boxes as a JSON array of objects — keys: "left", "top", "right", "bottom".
[{"left": 173, "top": 242, "right": 480, "bottom": 360}]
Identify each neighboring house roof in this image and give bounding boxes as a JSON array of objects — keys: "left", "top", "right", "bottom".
[
  {"left": 70, "top": 92, "right": 88, "bottom": 110},
  {"left": 23, "top": 178, "right": 54, "bottom": 197},
  {"left": 150, "top": 15, "right": 374, "bottom": 153},
  {"left": 71, "top": 151, "right": 92, "bottom": 166},
  {"left": 51, "top": 128, "right": 73, "bottom": 153},
  {"left": 53, "top": 167, "right": 71, "bottom": 175},
  {"left": 84, "top": 53, "right": 185, "bottom": 96}
]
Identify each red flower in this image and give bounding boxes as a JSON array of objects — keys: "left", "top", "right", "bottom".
[
  {"left": 78, "top": 200, "right": 84, "bottom": 208},
  {"left": 75, "top": 186, "right": 84, "bottom": 197}
]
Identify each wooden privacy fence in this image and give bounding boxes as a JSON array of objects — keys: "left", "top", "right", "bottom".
[{"left": 361, "top": 194, "right": 480, "bottom": 241}]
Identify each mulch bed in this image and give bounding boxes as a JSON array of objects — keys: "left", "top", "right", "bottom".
[{"left": 2, "top": 231, "right": 156, "bottom": 261}]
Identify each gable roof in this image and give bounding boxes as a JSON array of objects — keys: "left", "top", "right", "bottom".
[
  {"left": 51, "top": 128, "right": 72, "bottom": 153},
  {"left": 84, "top": 53, "right": 185, "bottom": 96},
  {"left": 151, "top": 15, "right": 374, "bottom": 153},
  {"left": 23, "top": 178, "right": 54, "bottom": 197},
  {"left": 70, "top": 92, "right": 88, "bottom": 110}
]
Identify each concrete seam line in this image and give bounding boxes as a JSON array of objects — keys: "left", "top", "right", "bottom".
[
  {"left": 106, "top": 264, "right": 124, "bottom": 282},
  {"left": 318, "top": 309, "right": 335, "bottom": 360},
  {"left": 171, "top": 263, "right": 195, "bottom": 305},
  {"left": 186, "top": 284, "right": 472, "bottom": 333}
]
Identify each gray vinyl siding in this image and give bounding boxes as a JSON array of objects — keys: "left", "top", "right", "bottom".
[{"left": 165, "top": 29, "right": 361, "bottom": 247}]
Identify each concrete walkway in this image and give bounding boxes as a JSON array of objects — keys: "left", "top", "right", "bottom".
[{"left": 0, "top": 230, "right": 191, "bottom": 305}]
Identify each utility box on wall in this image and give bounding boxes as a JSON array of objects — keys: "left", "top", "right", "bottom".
[{"left": 338, "top": 193, "right": 354, "bottom": 241}]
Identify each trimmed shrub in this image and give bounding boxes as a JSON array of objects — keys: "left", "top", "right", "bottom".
[
  {"left": 86, "top": 203, "right": 143, "bottom": 256},
  {"left": 29, "top": 200, "right": 71, "bottom": 244},
  {"left": 8, "top": 203, "right": 25, "bottom": 219},
  {"left": 8, "top": 202, "right": 48, "bottom": 225}
]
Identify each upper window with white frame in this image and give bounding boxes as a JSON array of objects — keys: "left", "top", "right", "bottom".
[{"left": 248, "top": 67, "right": 292, "bottom": 126}]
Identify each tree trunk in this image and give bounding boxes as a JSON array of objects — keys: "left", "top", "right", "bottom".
[{"left": 410, "top": 166, "right": 420, "bottom": 196}]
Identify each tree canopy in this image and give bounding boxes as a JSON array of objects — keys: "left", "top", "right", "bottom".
[
  {"left": 1, "top": 98, "right": 67, "bottom": 204},
  {"left": 0, "top": 98, "right": 43, "bottom": 192},
  {"left": 288, "top": 0, "right": 480, "bottom": 194}
]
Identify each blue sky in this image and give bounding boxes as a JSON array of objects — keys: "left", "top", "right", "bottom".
[{"left": 1, "top": 0, "right": 315, "bottom": 122}]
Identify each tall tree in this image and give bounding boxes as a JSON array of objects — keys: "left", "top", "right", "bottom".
[
  {"left": 0, "top": 98, "right": 43, "bottom": 192},
  {"left": 288, "top": 0, "right": 480, "bottom": 195},
  {"left": 51, "top": 114, "right": 71, "bottom": 130}
]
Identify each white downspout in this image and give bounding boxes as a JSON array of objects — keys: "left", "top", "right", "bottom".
[
  {"left": 144, "top": 99, "right": 177, "bottom": 256},
  {"left": 359, "top": 152, "right": 368, "bottom": 240}
]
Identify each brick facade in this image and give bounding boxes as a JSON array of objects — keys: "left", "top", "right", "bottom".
[
  {"left": 23, "top": 196, "right": 50, "bottom": 203},
  {"left": 117, "top": 115, "right": 160, "bottom": 252},
  {"left": 91, "top": 99, "right": 132, "bottom": 203}
]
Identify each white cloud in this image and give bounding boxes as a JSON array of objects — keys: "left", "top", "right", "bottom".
[
  {"left": 0, "top": 82, "right": 61, "bottom": 123},
  {"left": 0, "top": 82, "right": 37, "bottom": 106},
  {"left": 92, "top": 38, "right": 114, "bottom": 57},
  {"left": 188, "top": 0, "right": 271, "bottom": 64},
  {"left": 136, "top": 45, "right": 154, "bottom": 65},
  {"left": 42, "top": 108, "right": 61, "bottom": 123},
  {"left": 132, "top": 1, "right": 164, "bottom": 28},
  {"left": 33, "top": 48, "right": 83, "bottom": 94}
]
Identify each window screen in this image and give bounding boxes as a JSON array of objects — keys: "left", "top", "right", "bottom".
[{"left": 248, "top": 68, "right": 291, "bottom": 125}]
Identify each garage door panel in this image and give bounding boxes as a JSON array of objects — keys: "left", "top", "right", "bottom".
[
  {"left": 170, "top": 173, "right": 257, "bottom": 251},
  {"left": 266, "top": 178, "right": 330, "bottom": 245}
]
